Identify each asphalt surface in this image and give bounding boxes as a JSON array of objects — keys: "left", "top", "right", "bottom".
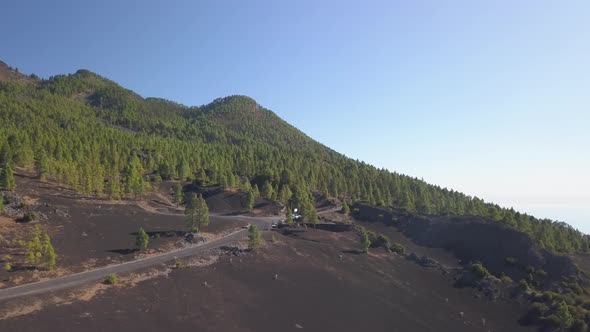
[{"left": 0, "top": 214, "right": 278, "bottom": 302}]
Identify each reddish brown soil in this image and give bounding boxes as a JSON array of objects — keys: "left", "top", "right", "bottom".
[{"left": 0, "top": 229, "right": 533, "bottom": 332}]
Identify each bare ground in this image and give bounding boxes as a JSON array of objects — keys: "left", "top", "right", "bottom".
[
  {"left": 0, "top": 229, "right": 533, "bottom": 332},
  {"left": 0, "top": 176, "right": 248, "bottom": 287}
]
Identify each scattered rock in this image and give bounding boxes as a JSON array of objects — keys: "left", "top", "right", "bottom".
[
  {"left": 79, "top": 312, "right": 92, "bottom": 318},
  {"left": 54, "top": 207, "right": 70, "bottom": 218},
  {"left": 184, "top": 233, "right": 206, "bottom": 244},
  {"left": 407, "top": 252, "right": 439, "bottom": 268}
]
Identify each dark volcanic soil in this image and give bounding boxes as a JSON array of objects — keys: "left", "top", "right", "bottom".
[
  {"left": 0, "top": 176, "right": 246, "bottom": 286},
  {"left": 0, "top": 230, "right": 533, "bottom": 332}
]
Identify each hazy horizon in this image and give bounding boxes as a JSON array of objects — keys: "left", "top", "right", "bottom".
[{"left": 2, "top": 0, "right": 588, "bottom": 231}]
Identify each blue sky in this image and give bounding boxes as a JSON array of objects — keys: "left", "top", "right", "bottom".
[{"left": 2, "top": 1, "right": 589, "bottom": 231}]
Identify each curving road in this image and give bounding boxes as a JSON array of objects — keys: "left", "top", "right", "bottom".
[{"left": 0, "top": 214, "right": 278, "bottom": 302}]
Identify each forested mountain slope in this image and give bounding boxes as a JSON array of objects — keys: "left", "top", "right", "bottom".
[{"left": 0, "top": 61, "right": 587, "bottom": 252}]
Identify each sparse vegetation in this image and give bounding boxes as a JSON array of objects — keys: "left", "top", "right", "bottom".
[
  {"left": 4, "top": 262, "right": 11, "bottom": 271},
  {"left": 18, "top": 225, "right": 56, "bottom": 270},
  {"left": 105, "top": 273, "right": 118, "bottom": 285}
]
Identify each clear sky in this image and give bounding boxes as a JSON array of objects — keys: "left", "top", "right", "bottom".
[{"left": 2, "top": 1, "right": 589, "bottom": 231}]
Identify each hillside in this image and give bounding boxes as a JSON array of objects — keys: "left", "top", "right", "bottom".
[
  {"left": 0, "top": 61, "right": 587, "bottom": 254},
  {"left": 2, "top": 61, "right": 590, "bottom": 331}
]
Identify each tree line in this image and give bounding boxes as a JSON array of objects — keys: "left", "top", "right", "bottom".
[{"left": 0, "top": 69, "right": 587, "bottom": 253}]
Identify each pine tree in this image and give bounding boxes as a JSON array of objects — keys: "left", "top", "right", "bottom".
[
  {"left": 107, "top": 167, "right": 122, "bottom": 200},
  {"left": 0, "top": 162, "right": 16, "bottom": 191},
  {"left": 246, "top": 189, "right": 255, "bottom": 211},
  {"left": 185, "top": 193, "right": 210, "bottom": 233},
  {"left": 196, "top": 169, "right": 208, "bottom": 185},
  {"left": 241, "top": 178, "right": 251, "bottom": 191},
  {"left": 278, "top": 185, "right": 292, "bottom": 205},
  {"left": 136, "top": 227, "right": 149, "bottom": 250},
  {"left": 177, "top": 158, "right": 190, "bottom": 180},
  {"left": 36, "top": 150, "right": 49, "bottom": 181},
  {"left": 280, "top": 169, "right": 292, "bottom": 186},
  {"left": 309, "top": 207, "right": 319, "bottom": 226},
  {"left": 361, "top": 229, "right": 371, "bottom": 253},
  {"left": 174, "top": 183, "right": 183, "bottom": 205},
  {"left": 124, "top": 154, "right": 144, "bottom": 198},
  {"left": 261, "top": 181, "right": 274, "bottom": 199},
  {"left": 400, "top": 190, "right": 414, "bottom": 212},
  {"left": 185, "top": 193, "right": 198, "bottom": 233},
  {"left": 197, "top": 194, "right": 210, "bottom": 230},
  {"left": 341, "top": 201, "right": 350, "bottom": 214},
  {"left": 285, "top": 208, "right": 293, "bottom": 225},
  {"left": 248, "top": 224, "right": 261, "bottom": 249},
  {"left": 42, "top": 233, "right": 56, "bottom": 270}
]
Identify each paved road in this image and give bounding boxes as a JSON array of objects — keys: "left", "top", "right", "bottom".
[{"left": 0, "top": 214, "right": 278, "bottom": 302}]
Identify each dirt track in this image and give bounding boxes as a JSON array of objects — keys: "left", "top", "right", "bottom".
[{"left": 0, "top": 226, "right": 247, "bottom": 301}]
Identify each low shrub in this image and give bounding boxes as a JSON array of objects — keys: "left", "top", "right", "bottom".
[
  {"left": 519, "top": 279, "right": 531, "bottom": 291},
  {"left": 22, "top": 211, "right": 39, "bottom": 222},
  {"left": 504, "top": 256, "right": 518, "bottom": 266},
  {"left": 369, "top": 233, "right": 390, "bottom": 249},
  {"left": 390, "top": 243, "right": 405, "bottom": 254},
  {"left": 105, "top": 273, "right": 118, "bottom": 285},
  {"left": 175, "top": 258, "right": 186, "bottom": 268},
  {"left": 498, "top": 272, "right": 513, "bottom": 283},
  {"left": 471, "top": 263, "right": 490, "bottom": 279}
]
